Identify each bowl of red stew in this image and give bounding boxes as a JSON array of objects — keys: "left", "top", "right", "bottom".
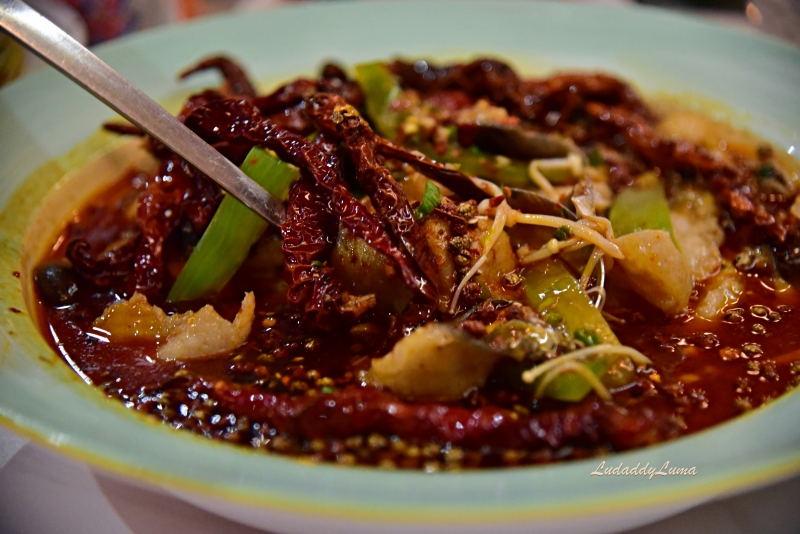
[{"left": 1, "top": 1, "right": 799, "bottom": 532}]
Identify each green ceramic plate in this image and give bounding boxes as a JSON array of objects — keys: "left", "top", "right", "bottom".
[{"left": 1, "top": 1, "right": 799, "bottom": 532}]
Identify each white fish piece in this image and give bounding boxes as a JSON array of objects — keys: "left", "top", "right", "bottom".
[
  {"left": 670, "top": 187, "right": 724, "bottom": 283},
  {"left": 369, "top": 323, "right": 506, "bottom": 402},
  {"left": 93, "top": 291, "right": 255, "bottom": 361},
  {"left": 695, "top": 262, "right": 745, "bottom": 320},
  {"left": 614, "top": 230, "right": 692, "bottom": 316}
]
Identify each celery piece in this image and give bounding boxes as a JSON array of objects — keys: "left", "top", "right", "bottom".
[
  {"left": 522, "top": 258, "right": 627, "bottom": 402},
  {"left": 354, "top": 62, "right": 404, "bottom": 138},
  {"left": 608, "top": 178, "right": 673, "bottom": 239},
  {"left": 168, "top": 147, "right": 299, "bottom": 302},
  {"left": 413, "top": 180, "right": 442, "bottom": 220}
]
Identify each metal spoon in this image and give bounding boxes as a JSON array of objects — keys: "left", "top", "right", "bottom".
[{"left": 0, "top": 0, "right": 286, "bottom": 226}]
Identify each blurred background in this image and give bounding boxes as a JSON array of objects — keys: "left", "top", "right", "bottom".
[{"left": 1, "top": 0, "right": 798, "bottom": 87}]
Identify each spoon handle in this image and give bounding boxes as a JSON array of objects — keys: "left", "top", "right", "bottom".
[{"left": 0, "top": 0, "right": 286, "bottom": 226}]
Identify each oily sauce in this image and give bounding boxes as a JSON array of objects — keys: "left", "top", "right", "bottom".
[{"left": 36, "top": 172, "right": 800, "bottom": 470}]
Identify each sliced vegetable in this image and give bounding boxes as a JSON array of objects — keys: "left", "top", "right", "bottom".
[
  {"left": 523, "top": 258, "right": 618, "bottom": 345},
  {"left": 354, "top": 62, "right": 404, "bottom": 138},
  {"left": 413, "top": 180, "right": 441, "bottom": 220},
  {"left": 608, "top": 176, "right": 674, "bottom": 239},
  {"left": 522, "top": 258, "right": 631, "bottom": 402},
  {"left": 168, "top": 147, "right": 299, "bottom": 301}
]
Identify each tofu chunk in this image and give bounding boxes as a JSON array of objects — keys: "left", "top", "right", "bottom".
[{"left": 93, "top": 292, "right": 255, "bottom": 361}]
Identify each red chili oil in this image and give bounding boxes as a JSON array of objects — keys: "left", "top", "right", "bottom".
[{"left": 34, "top": 172, "right": 800, "bottom": 470}]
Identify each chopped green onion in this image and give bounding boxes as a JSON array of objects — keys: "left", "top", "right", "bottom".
[
  {"left": 588, "top": 149, "right": 603, "bottom": 167},
  {"left": 414, "top": 180, "right": 442, "bottom": 220},
  {"left": 544, "top": 311, "right": 563, "bottom": 326},
  {"left": 468, "top": 145, "right": 487, "bottom": 156},
  {"left": 758, "top": 164, "right": 774, "bottom": 178},
  {"left": 477, "top": 280, "right": 492, "bottom": 300},
  {"left": 554, "top": 225, "right": 572, "bottom": 241},
  {"left": 574, "top": 328, "right": 601, "bottom": 347},
  {"left": 168, "top": 147, "right": 299, "bottom": 302}
]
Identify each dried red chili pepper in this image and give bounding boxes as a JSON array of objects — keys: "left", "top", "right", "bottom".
[
  {"left": 375, "top": 138, "right": 489, "bottom": 201},
  {"left": 281, "top": 177, "right": 342, "bottom": 327},
  {"left": 180, "top": 55, "right": 257, "bottom": 98},
  {"left": 254, "top": 78, "right": 319, "bottom": 116},
  {"left": 250, "top": 63, "right": 363, "bottom": 135},
  {"left": 182, "top": 98, "right": 431, "bottom": 299},
  {"left": 65, "top": 233, "right": 141, "bottom": 287},
  {"left": 131, "top": 156, "right": 222, "bottom": 298},
  {"left": 253, "top": 65, "right": 364, "bottom": 116},
  {"left": 306, "top": 93, "right": 440, "bottom": 300},
  {"left": 390, "top": 59, "right": 652, "bottom": 133},
  {"left": 210, "top": 380, "right": 680, "bottom": 451}
]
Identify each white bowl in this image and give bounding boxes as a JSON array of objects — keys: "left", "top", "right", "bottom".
[{"left": 1, "top": 2, "right": 799, "bottom": 532}]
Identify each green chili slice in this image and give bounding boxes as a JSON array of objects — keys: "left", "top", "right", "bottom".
[
  {"left": 522, "top": 258, "right": 629, "bottom": 402},
  {"left": 608, "top": 176, "right": 674, "bottom": 239},
  {"left": 354, "top": 62, "right": 404, "bottom": 138},
  {"left": 413, "top": 180, "right": 442, "bottom": 220}
]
